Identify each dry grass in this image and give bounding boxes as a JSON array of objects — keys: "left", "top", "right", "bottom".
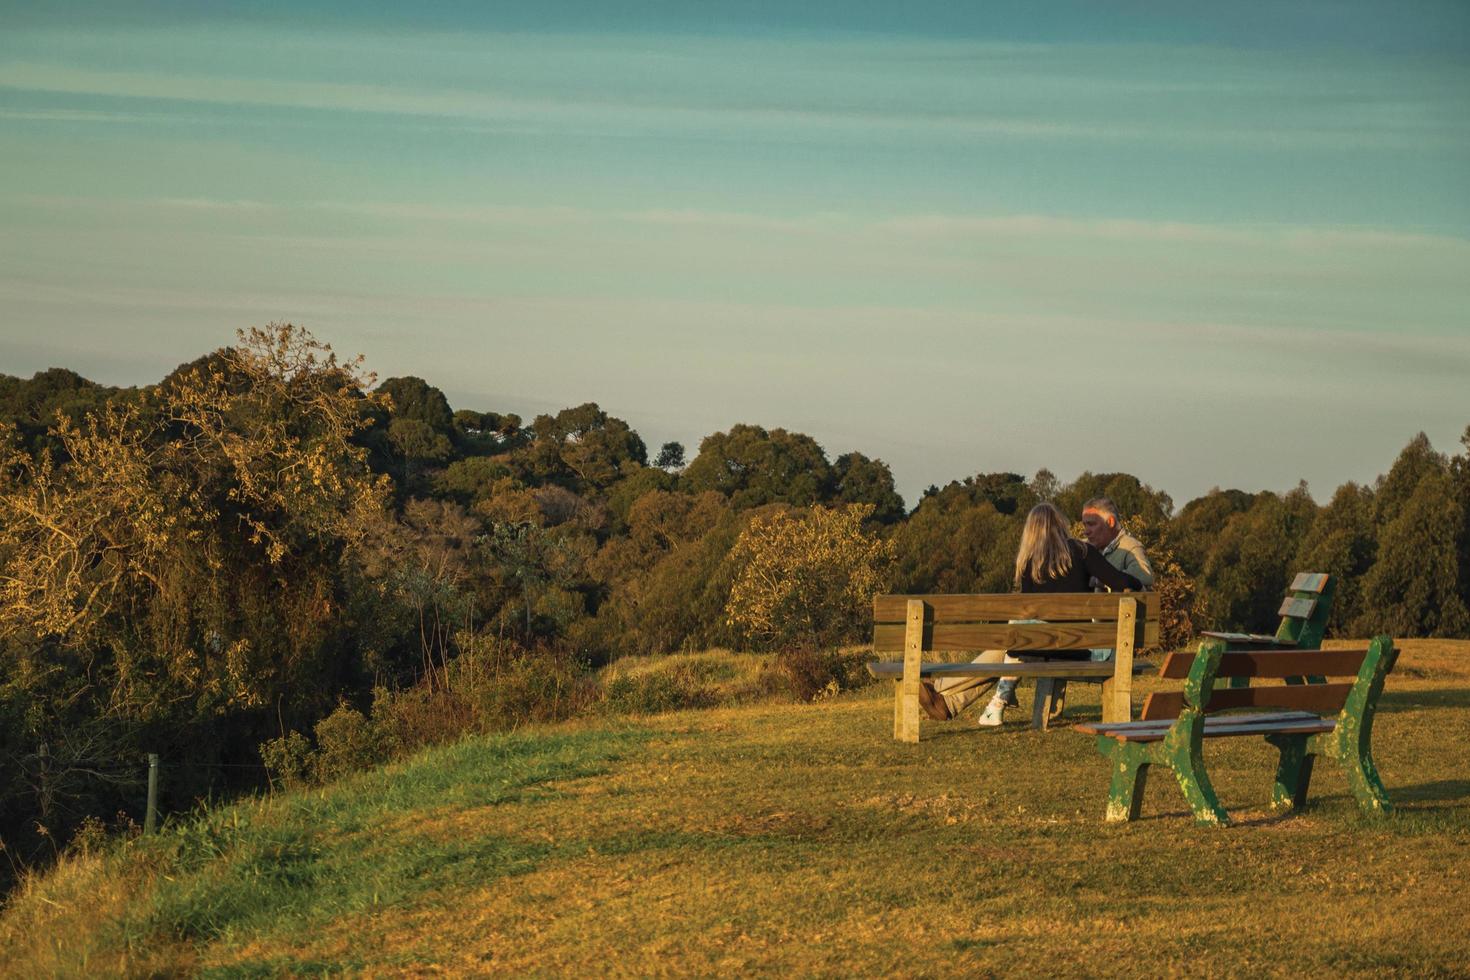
[{"left": 3, "top": 639, "right": 1468, "bottom": 977}]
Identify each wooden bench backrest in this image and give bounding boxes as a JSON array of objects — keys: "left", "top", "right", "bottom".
[
  {"left": 1141, "top": 639, "right": 1395, "bottom": 721},
  {"left": 872, "top": 593, "right": 1158, "bottom": 654},
  {"left": 1275, "top": 572, "right": 1335, "bottom": 647}
]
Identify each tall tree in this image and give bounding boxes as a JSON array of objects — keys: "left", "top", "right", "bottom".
[
  {"left": 1292, "top": 482, "right": 1376, "bottom": 634},
  {"left": 682, "top": 424, "right": 833, "bottom": 509},
  {"left": 524, "top": 403, "right": 647, "bottom": 493},
  {"left": 1357, "top": 467, "right": 1469, "bottom": 637},
  {"left": 1195, "top": 485, "right": 1318, "bottom": 632},
  {"left": 831, "top": 452, "right": 905, "bottom": 524}
]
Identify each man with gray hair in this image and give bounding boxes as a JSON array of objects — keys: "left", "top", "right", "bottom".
[{"left": 1081, "top": 497, "right": 1153, "bottom": 589}]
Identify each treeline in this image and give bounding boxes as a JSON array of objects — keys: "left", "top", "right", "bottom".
[{"left": 1, "top": 325, "right": 1467, "bottom": 886}]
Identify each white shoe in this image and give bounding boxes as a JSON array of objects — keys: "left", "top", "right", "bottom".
[{"left": 978, "top": 697, "right": 1006, "bottom": 727}]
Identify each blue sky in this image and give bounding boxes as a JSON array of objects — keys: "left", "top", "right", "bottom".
[{"left": 2, "top": 2, "right": 1467, "bottom": 508}]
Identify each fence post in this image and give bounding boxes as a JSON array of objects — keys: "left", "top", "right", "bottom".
[{"left": 144, "top": 753, "right": 159, "bottom": 834}]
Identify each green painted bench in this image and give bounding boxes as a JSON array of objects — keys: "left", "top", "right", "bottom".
[
  {"left": 867, "top": 592, "right": 1157, "bottom": 743},
  {"left": 1073, "top": 634, "right": 1397, "bottom": 826}
]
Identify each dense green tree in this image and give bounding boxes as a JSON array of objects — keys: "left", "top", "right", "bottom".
[
  {"left": 377, "top": 376, "right": 453, "bottom": 433},
  {"left": 1058, "top": 472, "right": 1173, "bottom": 527},
  {"left": 890, "top": 492, "right": 1016, "bottom": 594},
  {"left": 0, "top": 368, "right": 119, "bottom": 459},
  {"left": 654, "top": 441, "right": 686, "bottom": 470},
  {"left": 682, "top": 424, "right": 833, "bottom": 509},
  {"left": 831, "top": 452, "right": 905, "bottom": 524},
  {"left": 1195, "top": 485, "right": 1318, "bottom": 632},
  {"left": 1169, "top": 488, "right": 1260, "bottom": 574},
  {"left": 524, "top": 403, "right": 647, "bottom": 493},
  {"left": 433, "top": 455, "right": 517, "bottom": 505},
  {"left": 1292, "top": 483, "right": 1376, "bottom": 633},
  {"left": 1358, "top": 466, "right": 1468, "bottom": 637},
  {"left": 1456, "top": 426, "right": 1470, "bottom": 615},
  {"left": 605, "top": 464, "right": 677, "bottom": 531}
]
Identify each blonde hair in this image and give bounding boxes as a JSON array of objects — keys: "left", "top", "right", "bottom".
[{"left": 1014, "top": 502, "right": 1075, "bottom": 587}]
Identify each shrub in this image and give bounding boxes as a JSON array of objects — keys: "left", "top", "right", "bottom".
[
  {"left": 760, "top": 648, "right": 875, "bottom": 703},
  {"left": 309, "top": 703, "right": 391, "bottom": 784},
  {"left": 601, "top": 664, "right": 718, "bottom": 715},
  {"left": 259, "top": 731, "right": 312, "bottom": 790},
  {"left": 725, "top": 503, "right": 893, "bottom": 649}
]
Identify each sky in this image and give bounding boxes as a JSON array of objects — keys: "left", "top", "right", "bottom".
[{"left": 2, "top": 1, "right": 1467, "bottom": 510}]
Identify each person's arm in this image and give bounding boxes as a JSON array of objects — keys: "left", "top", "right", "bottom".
[
  {"left": 1084, "top": 543, "right": 1142, "bottom": 592},
  {"left": 1122, "top": 541, "right": 1154, "bottom": 587}
]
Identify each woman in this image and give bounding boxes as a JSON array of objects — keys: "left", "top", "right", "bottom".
[
  {"left": 981, "top": 501, "right": 1143, "bottom": 725},
  {"left": 922, "top": 502, "right": 1143, "bottom": 725}
]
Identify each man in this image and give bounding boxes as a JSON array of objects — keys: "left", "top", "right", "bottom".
[
  {"left": 1081, "top": 497, "right": 1154, "bottom": 590},
  {"left": 1047, "top": 496, "right": 1154, "bottom": 718},
  {"left": 916, "top": 496, "right": 1153, "bottom": 725}
]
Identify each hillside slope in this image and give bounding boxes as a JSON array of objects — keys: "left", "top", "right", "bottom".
[{"left": 4, "top": 640, "right": 1469, "bottom": 977}]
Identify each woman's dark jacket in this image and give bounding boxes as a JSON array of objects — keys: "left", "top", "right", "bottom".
[{"left": 1015, "top": 538, "right": 1144, "bottom": 659}]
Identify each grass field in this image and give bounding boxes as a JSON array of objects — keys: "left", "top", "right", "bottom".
[{"left": 3, "top": 639, "right": 1468, "bottom": 977}]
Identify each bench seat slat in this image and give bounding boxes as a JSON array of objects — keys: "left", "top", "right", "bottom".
[
  {"left": 1197, "top": 631, "right": 1295, "bottom": 647},
  {"left": 1076, "top": 711, "right": 1336, "bottom": 743},
  {"left": 1075, "top": 709, "right": 1324, "bottom": 736}
]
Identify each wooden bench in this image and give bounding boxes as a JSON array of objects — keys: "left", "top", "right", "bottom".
[
  {"left": 1074, "top": 634, "right": 1397, "bottom": 826},
  {"left": 867, "top": 592, "right": 1157, "bottom": 743}
]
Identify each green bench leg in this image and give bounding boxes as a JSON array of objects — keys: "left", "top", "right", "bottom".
[
  {"left": 1266, "top": 733, "right": 1315, "bottom": 810},
  {"left": 1163, "top": 714, "right": 1230, "bottom": 827},
  {"left": 1326, "top": 720, "right": 1393, "bottom": 815},
  {"left": 1101, "top": 739, "right": 1151, "bottom": 822},
  {"left": 1326, "top": 634, "right": 1396, "bottom": 815}
]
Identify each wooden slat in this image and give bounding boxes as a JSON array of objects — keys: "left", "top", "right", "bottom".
[
  {"left": 1081, "top": 714, "right": 1336, "bottom": 743},
  {"left": 1159, "top": 649, "right": 1366, "bottom": 679},
  {"left": 868, "top": 660, "right": 1117, "bottom": 679},
  {"left": 873, "top": 620, "right": 1158, "bottom": 653},
  {"left": 1278, "top": 596, "right": 1317, "bottom": 619},
  {"left": 1140, "top": 683, "right": 1352, "bottom": 721},
  {"left": 1289, "top": 572, "right": 1330, "bottom": 594},
  {"left": 1197, "top": 631, "right": 1294, "bottom": 647},
  {"left": 872, "top": 592, "right": 1154, "bottom": 624},
  {"left": 1075, "top": 710, "right": 1324, "bottom": 736}
]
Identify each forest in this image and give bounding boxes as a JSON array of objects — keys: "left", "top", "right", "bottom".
[{"left": 2, "top": 325, "right": 1467, "bottom": 890}]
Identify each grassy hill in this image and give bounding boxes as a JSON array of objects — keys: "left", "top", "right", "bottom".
[{"left": 3, "top": 640, "right": 1468, "bottom": 977}]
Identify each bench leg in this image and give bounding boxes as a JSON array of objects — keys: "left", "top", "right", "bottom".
[
  {"left": 1330, "top": 720, "right": 1393, "bottom": 815},
  {"left": 897, "top": 678, "right": 922, "bottom": 744},
  {"left": 1163, "top": 714, "right": 1230, "bottom": 827},
  {"left": 1103, "top": 742, "right": 1151, "bottom": 823},
  {"left": 1266, "top": 733, "right": 1314, "bottom": 810},
  {"left": 893, "top": 680, "right": 903, "bottom": 740},
  {"left": 1031, "top": 677, "right": 1055, "bottom": 731},
  {"left": 1099, "top": 676, "right": 1121, "bottom": 724}
]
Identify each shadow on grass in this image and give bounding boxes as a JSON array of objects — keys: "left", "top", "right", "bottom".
[
  {"left": 1377, "top": 688, "right": 1470, "bottom": 713},
  {"left": 1392, "top": 778, "right": 1470, "bottom": 805}
]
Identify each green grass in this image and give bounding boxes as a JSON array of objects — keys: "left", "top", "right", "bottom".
[{"left": 3, "top": 640, "right": 1469, "bottom": 977}]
